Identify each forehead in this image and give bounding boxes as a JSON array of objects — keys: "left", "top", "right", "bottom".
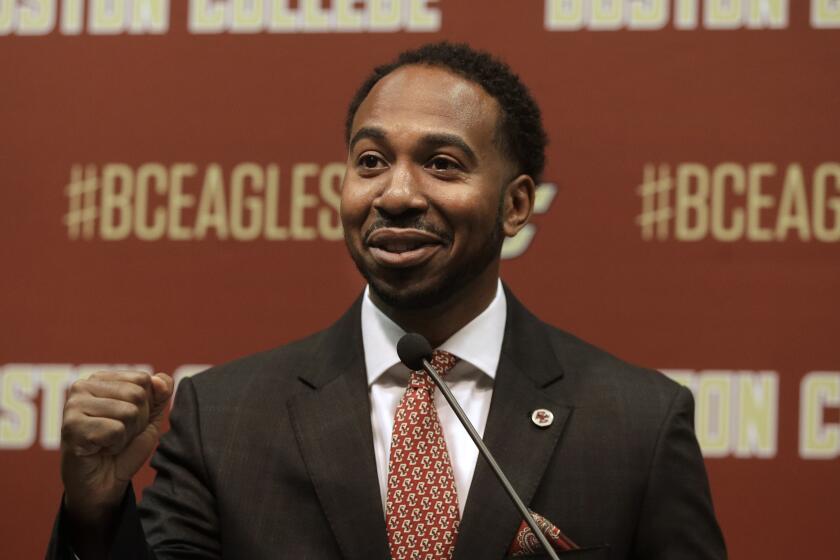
[{"left": 351, "top": 65, "right": 501, "bottom": 152}]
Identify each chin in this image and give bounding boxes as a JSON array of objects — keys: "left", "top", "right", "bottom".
[
  {"left": 346, "top": 229, "right": 504, "bottom": 311},
  {"left": 368, "top": 277, "right": 455, "bottom": 310}
]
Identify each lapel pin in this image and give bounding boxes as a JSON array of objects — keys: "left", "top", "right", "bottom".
[{"left": 531, "top": 408, "right": 554, "bottom": 428}]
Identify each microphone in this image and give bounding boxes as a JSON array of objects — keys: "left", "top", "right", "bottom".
[{"left": 397, "top": 333, "right": 562, "bottom": 560}]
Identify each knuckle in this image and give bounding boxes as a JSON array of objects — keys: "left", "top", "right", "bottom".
[
  {"left": 70, "top": 379, "right": 89, "bottom": 394},
  {"left": 121, "top": 402, "right": 141, "bottom": 422},
  {"left": 63, "top": 394, "right": 81, "bottom": 411},
  {"left": 62, "top": 408, "right": 86, "bottom": 429},
  {"left": 135, "top": 372, "right": 152, "bottom": 387},
  {"left": 125, "top": 385, "right": 147, "bottom": 405},
  {"left": 119, "top": 370, "right": 151, "bottom": 387}
]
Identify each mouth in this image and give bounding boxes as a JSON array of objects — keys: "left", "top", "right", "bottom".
[{"left": 365, "top": 228, "right": 447, "bottom": 268}]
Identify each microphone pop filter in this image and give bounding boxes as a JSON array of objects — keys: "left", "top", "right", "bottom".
[{"left": 397, "top": 333, "right": 433, "bottom": 371}]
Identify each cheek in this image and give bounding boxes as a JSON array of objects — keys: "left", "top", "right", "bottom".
[
  {"left": 339, "top": 183, "right": 372, "bottom": 230},
  {"left": 434, "top": 188, "right": 499, "bottom": 234}
]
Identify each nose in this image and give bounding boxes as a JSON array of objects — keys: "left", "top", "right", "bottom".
[{"left": 373, "top": 162, "right": 428, "bottom": 219}]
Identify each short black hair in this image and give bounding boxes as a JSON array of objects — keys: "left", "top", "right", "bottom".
[{"left": 345, "top": 42, "right": 548, "bottom": 182}]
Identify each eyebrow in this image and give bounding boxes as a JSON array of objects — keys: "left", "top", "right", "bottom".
[
  {"left": 421, "top": 132, "right": 478, "bottom": 167},
  {"left": 349, "top": 126, "right": 387, "bottom": 152},
  {"left": 349, "top": 127, "right": 479, "bottom": 167}
]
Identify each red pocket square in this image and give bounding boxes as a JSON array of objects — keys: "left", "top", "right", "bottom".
[{"left": 507, "top": 510, "right": 579, "bottom": 557}]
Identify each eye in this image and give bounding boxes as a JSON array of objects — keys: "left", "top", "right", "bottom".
[
  {"left": 359, "top": 154, "right": 383, "bottom": 168},
  {"left": 427, "top": 156, "right": 462, "bottom": 173},
  {"left": 355, "top": 152, "right": 388, "bottom": 175}
]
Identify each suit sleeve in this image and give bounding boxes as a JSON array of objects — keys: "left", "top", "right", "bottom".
[
  {"left": 45, "top": 488, "right": 154, "bottom": 560},
  {"left": 632, "top": 385, "right": 727, "bottom": 559}
]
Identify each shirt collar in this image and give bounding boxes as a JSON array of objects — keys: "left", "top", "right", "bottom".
[{"left": 361, "top": 280, "right": 507, "bottom": 385}]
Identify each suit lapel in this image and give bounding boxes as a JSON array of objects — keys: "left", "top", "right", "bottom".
[
  {"left": 454, "top": 289, "right": 573, "bottom": 560},
  {"left": 287, "top": 299, "right": 390, "bottom": 560}
]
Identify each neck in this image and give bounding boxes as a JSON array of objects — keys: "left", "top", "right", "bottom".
[{"left": 371, "top": 267, "right": 501, "bottom": 348}]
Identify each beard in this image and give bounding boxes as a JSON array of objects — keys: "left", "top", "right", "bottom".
[{"left": 346, "top": 207, "right": 505, "bottom": 310}]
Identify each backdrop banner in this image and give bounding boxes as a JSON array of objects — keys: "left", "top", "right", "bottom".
[{"left": 1, "top": 1, "right": 839, "bottom": 558}]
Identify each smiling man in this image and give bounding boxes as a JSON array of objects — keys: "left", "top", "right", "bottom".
[
  {"left": 341, "top": 59, "right": 535, "bottom": 346},
  {"left": 49, "top": 43, "right": 726, "bottom": 560}
]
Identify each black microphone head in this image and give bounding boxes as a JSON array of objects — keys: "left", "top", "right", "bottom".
[{"left": 397, "top": 333, "right": 433, "bottom": 371}]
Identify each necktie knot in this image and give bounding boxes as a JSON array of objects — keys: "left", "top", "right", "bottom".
[{"left": 408, "top": 350, "right": 458, "bottom": 392}]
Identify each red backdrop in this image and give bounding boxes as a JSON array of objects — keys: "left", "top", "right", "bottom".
[{"left": 2, "top": 1, "right": 839, "bottom": 558}]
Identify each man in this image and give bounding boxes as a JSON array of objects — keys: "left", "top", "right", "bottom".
[{"left": 49, "top": 43, "right": 726, "bottom": 559}]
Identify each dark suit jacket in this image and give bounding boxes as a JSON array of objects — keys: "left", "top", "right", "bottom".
[{"left": 48, "top": 289, "right": 726, "bottom": 559}]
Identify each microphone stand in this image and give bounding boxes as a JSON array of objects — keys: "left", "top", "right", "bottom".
[{"left": 421, "top": 357, "right": 562, "bottom": 560}]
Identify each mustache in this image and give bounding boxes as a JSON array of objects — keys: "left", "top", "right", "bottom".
[{"left": 363, "top": 217, "right": 453, "bottom": 245}]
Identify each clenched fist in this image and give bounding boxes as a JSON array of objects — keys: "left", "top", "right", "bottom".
[{"left": 60, "top": 371, "right": 174, "bottom": 530}]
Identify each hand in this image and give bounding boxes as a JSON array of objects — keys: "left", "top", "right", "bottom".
[{"left": 60, "top": 371, "right": 174, "bottom": 527}]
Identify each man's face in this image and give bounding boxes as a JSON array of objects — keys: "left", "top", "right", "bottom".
[{"left": 340, "top": 64, "right": 519, "bottom": 309}]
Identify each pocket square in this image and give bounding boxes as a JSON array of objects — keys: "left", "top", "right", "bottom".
[{"left": 507, "top": 510, "right": 579, "bottom": 557}]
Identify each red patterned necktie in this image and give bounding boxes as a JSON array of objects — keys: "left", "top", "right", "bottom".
[{"left": 386, "top": 350, "right": 460, "bottom": 560}]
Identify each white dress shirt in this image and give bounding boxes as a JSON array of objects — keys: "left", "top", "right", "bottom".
[{"left": 361, "top": 280, "right": 507, "bottom": 516}]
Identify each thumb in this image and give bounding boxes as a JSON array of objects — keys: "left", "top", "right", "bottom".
[{"left": 149, "top": 373, "right": 174, "bottom": 426}]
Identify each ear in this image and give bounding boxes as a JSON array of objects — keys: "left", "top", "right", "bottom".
[{"left": 501, "top": 174, "right": 536, "bottom": 237}]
